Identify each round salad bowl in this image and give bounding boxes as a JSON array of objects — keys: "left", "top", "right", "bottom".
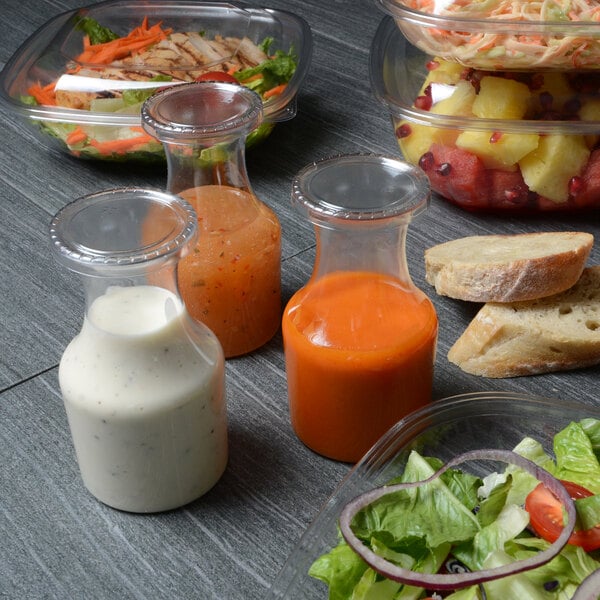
[
  {"left": 370, "top": 17, "right": 600, "bottom": 213},
  {"left": 375, "top": 0, "right": 600, "bottom": 71},
  {"left": 266, "top": 391, "right": 600, "bottom": 599},
  {"left": 0, "top": 0, "right": 312, "bottom": 163}
]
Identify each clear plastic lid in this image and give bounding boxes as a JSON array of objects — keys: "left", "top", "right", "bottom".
[
  {"left": 141, "top": 81, "right": 262, "bottom": 143},
  {"left": 291, "top": 154, "right": 431, "bottom": 223},
  {"left": 49, "top": 187, "right": 197, "bottom": 276}
]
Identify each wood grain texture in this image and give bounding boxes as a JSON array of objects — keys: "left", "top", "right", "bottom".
[{"left": 1, "top": 0, "right": 599, "bottom": 598}]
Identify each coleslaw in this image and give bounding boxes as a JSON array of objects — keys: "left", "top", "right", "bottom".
[{"left": 389, "top": 0, "right": 600, "bottom": 69}]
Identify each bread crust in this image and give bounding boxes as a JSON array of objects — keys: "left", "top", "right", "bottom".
[
  {"left": 448, "top": 266, "right": 600, "bottom": 378},
  {"left": 425, "top": 232, "right": 594, "bottom": 302}
]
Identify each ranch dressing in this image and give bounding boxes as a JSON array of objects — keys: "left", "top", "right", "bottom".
[
  {"left": 59, "top": 285, "right": 227, "bottom": 513},
  {"left": 50, "top": 188, "right": 227, "bottom": 513}
]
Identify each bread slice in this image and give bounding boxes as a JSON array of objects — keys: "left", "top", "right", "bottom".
[
  {"left": 425, "top": 232, "right": 594, "bottom": 302},
  {"left": 448, "top": 266, "right": 600, "bottom": 378}
]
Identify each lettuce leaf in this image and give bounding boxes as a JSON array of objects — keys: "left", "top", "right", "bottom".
[
  {"left": 234, "top": 47, "right": 297, "bottom": 96},
  {"left": 554, "top": 422, "right": 600, "bottom": 494},
  {"left": 74, "top": 16, "right": 119, "bottom": 45},
  {"left": 352, "top": 451, "right": 481, "bottom": 548}
]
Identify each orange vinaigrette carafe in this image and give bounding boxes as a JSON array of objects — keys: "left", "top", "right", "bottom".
[
  {"left": 282, "top": 155, "right": 438, "bottom": 463},
  {"left": 142, "top": 82, "right": 281, "bottom": 357}
]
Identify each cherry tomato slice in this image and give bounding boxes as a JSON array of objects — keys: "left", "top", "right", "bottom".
[
  {"left": 525, "top": 480, "right": 600, "bottom": 552},
  {"left": 195, "top": 72, "right": 239, "bottom": 84}
]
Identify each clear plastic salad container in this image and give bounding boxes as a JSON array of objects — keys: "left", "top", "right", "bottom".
[
  {"left": 0, "top": 0, "right": 312, "bottom": 162},
  {"left": 370, "top": 17, "right": 600, "bottom": 213},
  {"left": 375, "top": 0, "right": 600, "bottom": 71},
  {"left": 266, "top": 391, "right": 600, "bottom": 599}
]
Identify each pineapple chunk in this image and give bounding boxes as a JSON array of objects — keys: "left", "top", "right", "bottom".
[
  {"left": 473, "top": 76, "right": 531, "bottom": 119},
  {"left": 397, "top": 121, "right": 458, "bottom": 165},
  {"left": 456, "top": 130, "right": 539, "bottom": 170},
  {"left": 424, "top": 58, "right": 465, "bottom": 86},
  {"left": 399, "top": 81, "right": 475, "bottom": 165},
  {"left": 579, "top": 98, "right": 600, "bottom": 121},
  {"left": 519, "top": 134, "right": 589, "bottom": 203},
  {"left": 431, "top": 80, "right": 476, "bottom": 117}
]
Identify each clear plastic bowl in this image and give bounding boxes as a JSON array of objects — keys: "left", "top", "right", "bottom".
[
  {"left": 375, "top": 0, "right": 600, "bottom": 71},
  {"left": 0, "top": 0, "right": 312, "bottom": 162},
  {"left": 266, "top": 391, "right": 600, "bottom": 598},
  {"left": 370, "top": 17, "right": 600, "bottom": 213}
]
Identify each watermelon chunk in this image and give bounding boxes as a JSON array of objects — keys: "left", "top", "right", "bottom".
[
  {"left": 420, "top": 144, "right": 490, "bottom": 209},
  {"left": 488, "top": 169, "right": 534, "bottom": 210},
  {"left": 570, "top": 148, "right": 600, "bottom": 208}
]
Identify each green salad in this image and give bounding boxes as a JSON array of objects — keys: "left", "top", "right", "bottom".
[
  {"left": 25, "top": 16, "right": 297, "bottom": 161},
  {"left": 310, "top": 419, "right": 600, "bottom": 599}
]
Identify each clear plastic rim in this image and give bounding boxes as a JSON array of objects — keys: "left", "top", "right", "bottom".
[
  {"left": 375, "top": 0, "right": 600, "bottom": 34},
  {"left": 49, "top": 187, "right": 197, "bottom": 275},
  {"left": 291, "top": 153, "right": 431, "bottom": 222}
]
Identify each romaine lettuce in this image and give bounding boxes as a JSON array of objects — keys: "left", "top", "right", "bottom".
[{"left": 310, "top": 419, "right": 600, "bottom": 599}]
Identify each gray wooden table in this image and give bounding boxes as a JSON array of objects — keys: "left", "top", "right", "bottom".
[{"left": 1, "top": 0, "right": 598, "bottom": 598}]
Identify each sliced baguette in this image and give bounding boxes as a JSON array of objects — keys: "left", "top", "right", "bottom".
[
  {"left": 425, "top": 232, "right": 594, "bottom": 302},
  {"left": 448, "top": 266, "right": 600, "bottom": 378}
]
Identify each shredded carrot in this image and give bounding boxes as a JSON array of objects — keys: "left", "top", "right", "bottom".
[
  {"left": 89, "top": 132, "right": 155, "bottom": 155},
  {"left": 263, "top": 83, "right": 287, "bottom": 99},
  {"left": 66, "top": 126, "right": 88, "bottom": 146},
  {"left": 76, "top": 18, "right": 172, "bottom": 65},
  {"left": 28, "top": 82, "right": 57, "bottom": 106},
  {"left": 239, "top": 73, "right": 264, "bottom": 83}
]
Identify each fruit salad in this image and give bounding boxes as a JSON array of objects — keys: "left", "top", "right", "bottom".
[{"left": 395, "top": 58, "right": 600, "bottom": 212}]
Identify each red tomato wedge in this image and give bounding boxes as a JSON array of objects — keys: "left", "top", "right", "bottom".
[
  {"left": 195, "top": 72, "right": 239, "bottom": 84},
  {"left": 525, "top": 480, "right": 600, "bottom": 552}
]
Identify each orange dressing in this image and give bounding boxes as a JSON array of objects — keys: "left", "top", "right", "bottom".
[
  {"left": 282, "top": 270, "right": 437, "bottom": 463},
  {"left": 178, "top": 185, "right": 281, "bottom": 357}
]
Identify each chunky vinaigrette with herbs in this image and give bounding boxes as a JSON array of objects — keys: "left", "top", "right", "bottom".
[{"left": 310, "top": 419, "right": 600, "bottom": 599}]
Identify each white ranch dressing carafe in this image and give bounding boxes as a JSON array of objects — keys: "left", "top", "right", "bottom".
[{"left": 49, "top": 188, "right": 227, "bottom": 513}]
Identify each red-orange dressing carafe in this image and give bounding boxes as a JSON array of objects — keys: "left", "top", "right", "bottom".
[
  {"left": 282, "top": 154, "right": 438, "bottom": 463},
  {"left": 142, "top": 82, "right": 281, "bottom": 358}
]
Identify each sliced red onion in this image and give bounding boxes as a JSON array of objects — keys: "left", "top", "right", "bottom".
[
  {"left": 572, "top": 568, "right": 600, "bottom": 599},
  {"left": 339, "top": 449, "right": 576, "bottom": 591}
]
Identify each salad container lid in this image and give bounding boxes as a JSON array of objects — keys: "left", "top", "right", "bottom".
[{"left": 0, "top": 0, "right": 312, "bottom": 128}]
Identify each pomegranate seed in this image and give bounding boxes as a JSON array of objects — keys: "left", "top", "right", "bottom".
[
  {"left": 489, "top": 132, "right": 503, "bottom": 143},
  {"left": 414, "top": 85, "right": 433, "bottom": 111},
  {"left": 426, "top": 60, "right": 440, "bottom": 71},
  {"left": 418, "top": 152, "right": 434, "bottom": 170},
  {"left": 415, "top": 95, "right": 432, "bottom": 110},
  {"left": 569, "top": 175, "right": 584, "bottom": 196},
  {"left": 395, "top": 123, "right": 412, "bottom": 139},
  {"left": 504, "top": 188, "right": 527, "bottom": 204},
  {"left": 504, "top": 189, "right": 520, "bottom": 203},
  {"left": 539, "top": 91, "right": 554, "bottom": 110},
  {"left": 436, "top": 162, "right": 452, "bottom": 176}
]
